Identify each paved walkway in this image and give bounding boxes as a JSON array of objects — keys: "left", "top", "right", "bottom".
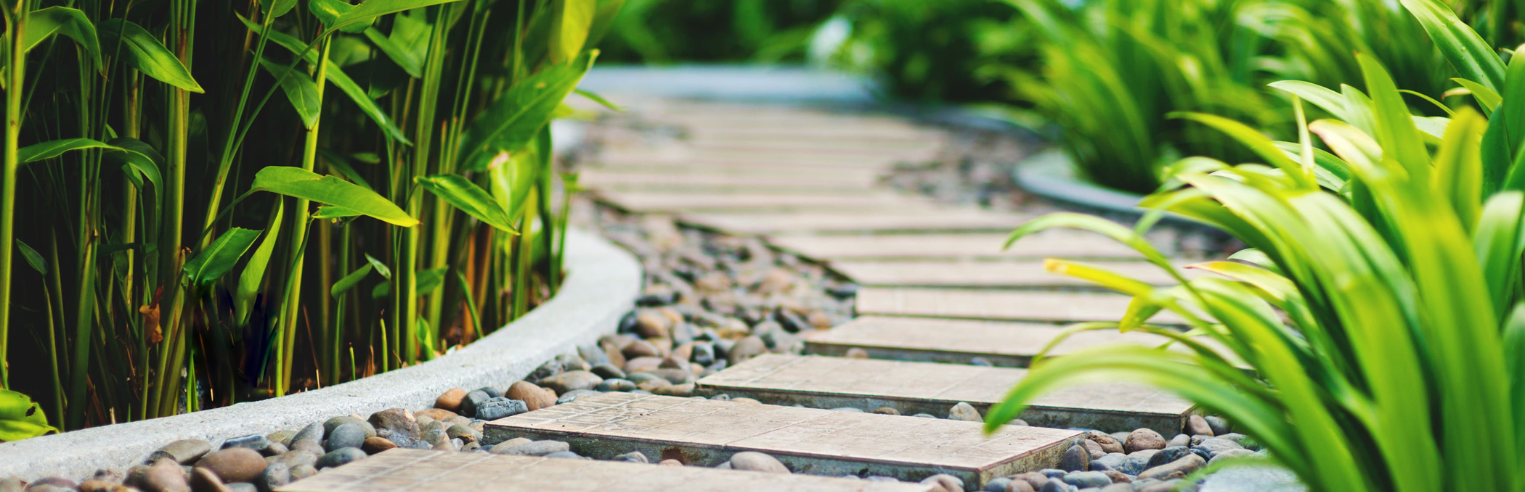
[{"left": 287, "top": 99, "right": 1215, "bottom": 491}]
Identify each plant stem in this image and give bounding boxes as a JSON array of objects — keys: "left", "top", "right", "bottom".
[
  {"left": 278, "top": 37, "right": 332, "bottom": 396},
  {"left": 0, "top": 0, "right": 28, "bottom": 390}
]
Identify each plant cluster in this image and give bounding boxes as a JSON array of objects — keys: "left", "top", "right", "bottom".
[
  {"left": 0, "top": 0, "right": 622, "bottom": 439},
  {"left": 989, "top": 1, "right": 1525, "bottom": 491}
]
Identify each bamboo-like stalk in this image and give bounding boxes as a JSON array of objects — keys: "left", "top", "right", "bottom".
[
  {"left": 278, "top": 38, "right": 333, "bottom": 397},
  {"left": 0, "top": 0, "right": 32, "bottom": 390}
]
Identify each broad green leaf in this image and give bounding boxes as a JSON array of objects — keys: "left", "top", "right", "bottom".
[
  {"left": 183, "top": 228, "right": 262, "bottom": 286},
  {"left": 1434, "top": 109, "right": 1486, "bottom": 230},
  {"left": 1474, "top": 192, "right": 1525, "bottom": 319},
  {"left": 1357, "top": 54, "right": 1431, "bottom": 184},
  {"left": 1268, "top": 81, "right": 1345, "bottom": 119},
  {"left": 259, "top": 58, "right": 322, "bottom": 129},
  {"left": 1454, "top": 78, "right": 1502, "bottom": 113},
  {"left": 584, "top": 0, "right": 626, "bottom": 48},
  {"left": 417, "top": 174, "right": 517, "bottom": 232},
  {"left": 491, "top": 147, "right": 539, "bottom": 226},
  {"left": 1174, "top": 113, "right": 1314, "bottom": 189},
  {"left": 263, "top": 0, "right": 300, "bottom": 18},
  {"left": 17, "top": 138, "right": 117, "bottom": 163},
  {"left": 250, "top": 167, "right": 417, "bottom": 227},
  {"left": 98, "top": 20, "right": 204, "bottom": 93},
  {"left": 16, "top": 240, "right": 45, "bottom": 276},
  {"left": 1398, "top": 0, "right": 1506, "bottom": 92},
  {"left": 317, "top": 150, "right": 373, "bottom": 190},
  {"left": 238, "top": 15, "right": 412, "bottom": 144},
  {"left": 416, "top": 267, "right": 447, "bottom": 295},
  {"left": 21, "top": 7, "right": 101, "bottom": 71},
  {"left": 0, "top": 389, "right": 58, "bottom": 441},
  {"left": 105, "top": 138, "right": 164, "bottom": 192},
  {"left": 458, "top": 50, "right": 597, "bottom": 170},
  {"left": 371, "top": 281, "right": 390, "bottom": 300},
  {"left": 363, "top": 27, "right": 422, "bottom": 78},
  {"left": 550, "top": 0, "right": 596, "bottom": 64},
  {"left": 236, "top": 202, "right": 284, "bottom": 325},
  {"left": 330, "top": 0, "right": 467, "bottom": 34},
  {"left": 331, "top": 264, "right": 373, "bottom": 297},
  {"left": 311, "top": 0, "right": 372, "bottom": 33},
  {"left": 365, "top": 253, "right": 392, "bottom": 279},
  {"left": 1505, "top": 303, "right": 1525, "bottom": 454}
]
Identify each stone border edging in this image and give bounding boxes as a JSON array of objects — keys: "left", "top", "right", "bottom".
[
  {"left": 0, "top": 227, "right": 642, "bottom": 481},
  {"left": 1012, "top": 149, "right": 1225, "bottom": 234}
]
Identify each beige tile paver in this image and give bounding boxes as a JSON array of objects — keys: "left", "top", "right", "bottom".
[
  {"left": 279, "top": 448, "right": 933, "bottom": 492},
  {"left": 829, "top": 260, "right": 1196, "bottom": 287},
  {"left": 698, "top": 354, "right": 1194, "bottom": 436},
  {"left": 769, "top": 232, "right": 1145, "bottom": 260},
  {"left": 855, "top": 288, "right": 1188, "bottom": 324},
  {"left": 803, "top": 316, "right": 1189, "bottom": 366},
  {"left": 597, "top": 191, "right": 929, "bottom": 213},
  {"left": 684, "top": 212, "right": 1028, "bottom": 235},
  {"left": 484, "top": 393, "right": 1082, "bottom": 487}
]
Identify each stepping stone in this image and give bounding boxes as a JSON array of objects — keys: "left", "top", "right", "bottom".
[
  {"left": 599, "top": 151, "right": 906, "bottom": 169},
  {"left": 278, "top": 448, "right": 934, "bottom": 492},
  {"left": 803, "top": 316, "right": 1195, "bottom": 367},
  {"left": 770, "top": 231, "right": 1147, "bottom": 260},
  {"left": 697, "top": 354, "right": 1195, "bottom": 437},
  {"left": 596, "top": 191, "right": 930, "bottom": 213},
  {"left": 580, "top": 171, "right": 879, "bottom": 191},
  {"left": 829, "top": 260, "right": 1194, "bottom": 287},
  {"left": 484, "top": 392, "right": 1081, "bottom": 487},
  {"left": 856, "top": 288, "right": 1189, "bottom": 324},
  {"left": 684, "top": 212, "right": 1026, "bottom": 235}
]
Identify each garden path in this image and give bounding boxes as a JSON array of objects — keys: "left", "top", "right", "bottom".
[{"left": 286, "top": 100, "right": 1208, "bottom": 491}]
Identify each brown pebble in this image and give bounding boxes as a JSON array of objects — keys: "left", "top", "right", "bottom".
[
  {"left": 435, "top": 388, "right": 467, "bottom": 412},
  {"left": 624, "top": 356, "right": 663, "bottom": 373},
  {"left": 1082, "top": 439, "right": 1106, "bottom": 459},
  {"left": 873, "top": 407, "right": 900, "bottom": 415},
  {"left": 362, "top": 437, "right": 397, "bottom": 454},
  {"left": 1185, "top": 414, "right": 1214, "bottom": 436},
  {"left": 140, "top": 460, "right": 190, "bottom": 492},
  {"left": 415, "top": 408, "right": 458, "bottom": 421},
  {"left": 1103, "top": 470, "right": 1131, "bottom": 483},
  {"left": 506, "top": 381, "right": 557, "bottom": 411},
  {"left": 658, "top": 459, "right": 683, "bottom": 466},
  {"left": 78, "top": 480, "right": 127, "bottom": 492},
  {"left": 807, "top": 310, "right": 833, "bottom": 329},
  {"left": 1085, "top": 430, "right": 1125, "bottom": 454},
  {"left": 1124, "top": 428, "right": 1167, "bottom": 453},
  {"left": 634, "top": 312, "right": 670, "bottom": 339},
  {"left": 844, "top": 348, "right": 869, "bottom": 359},
  {"left": 1006, "top": 479, "right": 1035, "bottom": 492},
  {"left": 622, "top": 340, "right": 660, "bottom": 359},
  {"left": 194, "top": 448, "right": 267, "bottom": 484},
  {"left": 187, "top": 468, "right": 229, "bottom": 492},
  {"left": 1014, "top": 472, "right": 1047, "bottom": 491}
]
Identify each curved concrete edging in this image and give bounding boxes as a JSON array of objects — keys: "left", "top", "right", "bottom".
[
  {"left": 0, "top": 227, "right": 642, "bottom": 481},
  {"left": 1013, "top": 149, "right": 1226, "bottom": 234}
]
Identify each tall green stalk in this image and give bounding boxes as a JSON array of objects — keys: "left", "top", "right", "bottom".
[
  {"left": 0, "top": 0, "right": 30, "bottom": 390},
  {"left": 278, "top": 38, "right": 332, "bottom": 397}
]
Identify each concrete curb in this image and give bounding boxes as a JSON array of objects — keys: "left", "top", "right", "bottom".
[
  {"left": 0, "top": 228, "right": 642, "bottom": 481},
  {"left": 1012, "top": 149, "right": 1227, "bottom": 235}
]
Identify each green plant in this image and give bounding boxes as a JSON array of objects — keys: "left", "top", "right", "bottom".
[
  {"left": 0, "top": 0, "right": 620, "bottom": 434},
  {"left": 0, "top": 389, "right": 57, "bottom": 441},
  {"left": 985, "top": 3, "right": 1525, "bottom": 490}
]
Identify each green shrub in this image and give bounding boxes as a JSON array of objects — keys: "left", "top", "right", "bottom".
[
  {"left": 987, "top": 2, "right": 1524, "bottom": 490},
  {"left": 0, "top": 0, "right": 619, "bottom": 433}
]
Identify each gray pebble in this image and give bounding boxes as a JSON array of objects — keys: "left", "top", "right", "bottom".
[
  {"left": 322, "top": 416, "right": 376, "bottom": 439},
  {"left": 1058, "top": 445, "right": 1088, "bottom": 472},
  {"left": 325, "top": 423, "right": 367, "bottom": 452},
  {"left": 947, "top": 402, "right": 982, "bottom": 422},
  {"left": 289, "top": 465, "right": 317, "bottom": 481},
  {"left": 227, "top": 484, "right": 258, "bottom": 492},
  {"left": 254, "top": 462, "right": 289, "bottom": 492},
  {"left": 291, "top": 423, "right": 325, "bottom": 447},
  {"left": 983, "top": 477, "right": 1013, "bottom": 492},
  {"left": 473, "top": 398, "right": 529, "bottom": 420},
  {"left": 595, "top": 378, "right": 637, "bottom": 392},
  {"left": 316, "top": 448, "right": 366, "bottom": 469},
  {"left": 544, "top": 451, "right": 583, "bottom": 459},
  {"left": 221, "top": 435, "right": 271, "bottom": 453},
  {"left": 729, "top": 452, "right": 789, "bottom": 473},
  {"left": 1061, "top": 471, "right": 1110, "bottom": 488},
  {"left": 1039, "top": 478, "right": 1068, "bottom": 492},
  {"left": 613, "top": 451, "right": 649, "bottom": 463},
  {"left": 490, "top": 440, "right": 569, "bottom": 456},
  {"left": 557, "top": 389, "right": 601, "bottom": 404}
]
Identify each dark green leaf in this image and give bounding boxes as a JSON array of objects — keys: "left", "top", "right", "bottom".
[
  {"left": 365, "top": 253, "right": 392, "bottom": 279},
  {"left": 22, "top": 7, "right": 101, "bottom": 71},
  {"left": 18, "top": 138, "right": 117, "bottom": 163},
  {"left": 459, "top": 50, "right": 597, "bottom": 170},
  {"left": 183, "top": 228, "right": 262, "bottom": 286},
  {"left": 236, "top": 202, "right": 284, "bottom": 325},
  {"left": 259, "top": 58, "right": 323, "bottom": 129},
  {"left": 311, "top": 0, "right": 372, "bottom": 33},
  {"left": 16, "top": 241, "right": 45, "bottom": 276},
  {"left": 263, "top": 0, "right": 300, "bottom": 18},
  {"left": 104, "top": 138, "right": 164, "bottom": 192},
  {"left": 331, "top": 264, "right": 373, "bottom": 297},
  {"left": 416, "top": 267, "right": 447, "bottom": 295},
  {"left": 363, "top": 27, "right": 422, "bottom": 78},
  {"left": 331, "top": 0, "right": 466, "bottom": 34}
]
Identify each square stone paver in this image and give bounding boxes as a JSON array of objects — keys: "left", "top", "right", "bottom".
[
  {"left": 768, "top": 232, "right": 1146, "bottom": 260},
  {"left": 829, "top": 260, "right": 1196, "bottom": 287},
  {"left": 278, "top": 448, "right": 933, "bottom": 492},
  {"left": 596, "top": 191, "right": 930, "bottom": 213},
  {"left": 697, "top": 354, "right": 1195, "bottom": 436},
  {"left": 484, "top": 393, "right": 1082, "bottom": 487},
  {"left": 803, "top": 316, "right": 1197, "bottom": 367},
  {"left": 855, "top": 288, "right": 1189, "bottom": 324},
  {"left": 580, "top": 171, "right": 880, "bottom": 191}
]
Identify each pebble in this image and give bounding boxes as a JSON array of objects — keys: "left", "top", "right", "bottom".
[
  {"left": 613, "top": 451, "right": 649, "bottom": 463},
  {"left": 290, "top": 423, "right": 325, "bottom": 447},
  {"left": 1208, "top": 448, "right": 1256, "bottom": 465},
  {"left": 1185, "top": 415, "right": 1213, "bottom": 436},
  {"left": 590, "top": 364, "right": 626, "bottom": 380},
  {"left": 538, "top": 370, "right": 604, "bottom": 393},
  {"left": 473, "top": 398, "right": 529, "bottom": 420},
  {"left": 221, "top": 435, "right": 271, "bottom": 453},
  {"left": 1058, "top": 445, "right": 1088, "bottom": 472},
  {"left": 1005, "top": 479, "right": 1036, "bottom": 492},
  {"left": 1099, "top": 484, "right": 1130, "bottom": 492},
  {"left": 323, "top": 416, "right": 377, "bottom": 439},
  {"left": 1038, "top": 478, "right": 1068, "bottom": 492},
  {"left": 652, "top": 382, "right": 695, "bottom": 397},
  {"left": 367, "top": 409, "right": 419, "bottom": 440},
  {"left": 727, "top": 336, "right": 767, "bottom": 365},
  {"left": 1081, "top": 439, "right": 1105, "bottom": 460},
  {"left": 1062, "top": 471, "right": 1110, "bottom": 488},
  {"left": 1194, "top": 437, "right": 1244, "bottom": 457},
  {"left": 1145, "top": 447, "right": 1193, "bottom": 470},
  {"left": 529, "top": 360, "right": 563, "bottom": 382},
  {"left": 138, "top": 460, "right": 190, "bottom": 492},
  {"left": 1124, "top": 429, "right": 1166, "bottom": 452},
  {"left": 844, "top": 348, "right": 869, "bottom": 358},
  {"left": 415, "top": 408, "right": 457, "bottom": 422},
  {"left": 1118, "top": 451, "right": 1156, "bottom": 476},
  {"left": 194, "top": 448, "right": 267, "bottom": 483},
  {"left": 268, "top": 450, "right": 319, "bottom": 470},
  {"left": 150, "top": 440, "right": 213, "bottom": 465},
  {"left": 595, "top": 378, "right": 637, "bottom": 391},
  {"left": 873, "top": 407, "right": 900, "bottom": 415},
  {"left": 1136, "top": 480, "right": 1185, "bottom": 492},
  {"left": 289, "top": 465, "right": 317, "bottom": 481},
  {"left": 506, "top": 381, "right": 557, "bottom": 411},
  {"left": 622, "top": 341, "right": 661, "bottom": 359},
  {"left": 920, "top": 474, "right": 964, "bottom": 492},
  {"left": 658, "top": 459, "right": 683, "bottom": 466},
  {"left": 227, "top": 485, "right": 257, "bottom": 492},
  {"left": 947, "top": 402, "right": 982, "bottom": 422},
  {"left": 1137, "top": 454, "right": 1205, "bottom": 481},
  {"left": 435, "top": 388, "right": 467, "bottom": 412},
  {"left": 254, "top": 462, "right": 289, "bottom": 492},
  {"left": 983, "top": 477, "right": 1013, "bottom": 492},
  {"left": 361, "top": 436, "right": 397, "bottom": 455},
  {"left": 1166, "top": 434, "right": 1190, "bottom": 448},
  {"left": 78, "top": 480, "right": 125, "bottom": 492},
  {"left": 728, "top": 452, "right": 789, "bottom": 473},
  {"left": 460, "top": 390, "right": 493, "bottom": 417},
  {"left": 1013, "top": 472, "right": 1047, "bottom": 491},
  {"left": 491, "top": 440, "right": 570, "bottom": 456},
  {"left": 1102, "top": 470, "right": 1129, "bottom": 484},
  {"left": 635, "top": 311, "right": 671, "bottom": 339},
  {"left": 316, "top": 448, "right": 367, "bottom": 469},
  {"left": 325, "top": 423, "right": 367, "bottom": 452},
  {"left": 446, "top": 424, "right": 481, "bottom": 444},
  {"left": 187, "top": 468, "right": 227, "bottom": 492},
  {"left": 1204, "top": 416, "right": 1231, "bottom": 436}
]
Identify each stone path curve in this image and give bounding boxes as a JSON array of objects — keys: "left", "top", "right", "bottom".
[{"left": 286, "top": 99, "right": 1222, "bottom": 492}]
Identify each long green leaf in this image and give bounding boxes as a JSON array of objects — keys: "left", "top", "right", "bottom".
[
  {"left": 21, "top": 7, "right": 101, "bottom": 71},
  {"left": 364, "top": 27, "right": 423, "bottom": 78},
  {"left": 98, "top": 19, "right": 204, "bottom": 93},
  {"left": 550, "top": 0, "right": 596, "bottom": 64},
  {"left": 236, "top": 202, "right": 284, "bottom": 325},
  {"left": 17, "top": 138, "right": 117, "bottom": 163},
  {"left": 183, "top": 228, "right": 262, "bottom": 286},
  {"left": 416, "top": 174, "right": 517, "bottom": 232},
  {"left": 258, "top": 58, "right": 322, "bottom": 129},
  {"left": 330, "top": 0, "right": 467, "bottom": 34},
  {"left": 331, "top": 264, "right": 374, "bottom": 297},
  {"left": 1398, "top": 0, "right": 1505, "bottom": 92},
  {"left": 250, "top": 167, "right": 417, "bottom": 227},
  {"left": 458, "top": 50, "right": 597, "bottom": 170}
]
